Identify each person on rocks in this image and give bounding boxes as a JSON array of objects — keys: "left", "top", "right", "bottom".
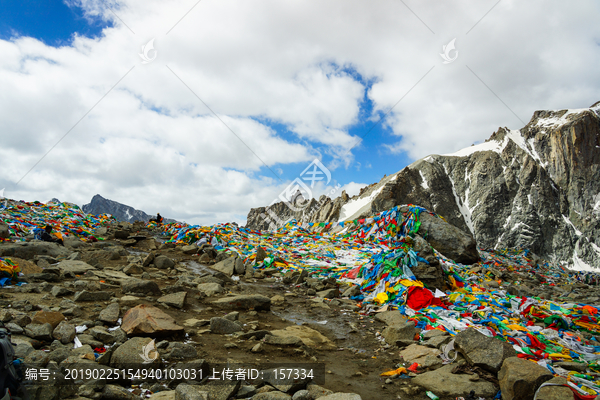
[
  {"left": 41, "top": 225, "right": 64, "bottom": 246},
  {"left": 149, "top": 213, "right": 164, "bottom": 225}
]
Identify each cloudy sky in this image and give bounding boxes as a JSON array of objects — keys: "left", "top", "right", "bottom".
[{"left": 1, "top": 0, "right": 599, "bottom": 225}]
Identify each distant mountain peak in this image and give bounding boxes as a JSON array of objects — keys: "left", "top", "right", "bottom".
[{"left": 82, "top": 194, "right": 152, "bottom": 223}]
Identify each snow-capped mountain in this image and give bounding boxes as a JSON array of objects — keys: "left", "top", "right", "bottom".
[{"left": 246, "top": 101, "right": 600, "bottom": 269}]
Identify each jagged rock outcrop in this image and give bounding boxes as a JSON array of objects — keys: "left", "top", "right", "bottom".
[{"left": 246, "top": 102, "right": 600, "bottom": 268}]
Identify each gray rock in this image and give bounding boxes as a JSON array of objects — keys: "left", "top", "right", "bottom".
[
  {"left": 142, "top": 252, "right": 155, "bottom": 267},
  {"left": 212, "top": 294, "right": 271, "bottom": 311},
  {"left": 102, "top": 384, "right": 139, "bottom": 400},
  {"left": 341, "top": 285, "right": 361, "bottom": 298},
  {"left": 57, "top": 260, "right": 97, "bottom": 274},
  {"left": 534, "top": 376, "right": 573, "bottom": 400},
  {"left": 292, "top": 390, "right": 311, "bottom": 400},
  {"left": 98, "top": 302, "right": 121, "bottom": 324},
  {"left": 154, "top": 255, "right": 175, "bottom": 270},
  {"left": 252, "top": 392, "right": 292, "bottom": 400},
  {"left": 211, "top": 257, "right": 236, "bottom": 277},
  {"left": 306, "top": 384, "right": 333, "bottom": 399},
  {"left": 123, "top": 264, "right": 143, "bottom": 275},
  {"left": 149, "top": 391, "right": 176, "bottom": 400},
  {"left": 210, "top": 317, "right": 243, "bottom": 334},
  {"left": 234, "top": 257, "right": 245, "bottom": 275},
  {"left": 256, "top": 247, "right": 268, "bottom": 262},
  {"left": 318, "top": 394, "right": 362, "bottom": 400},
  {"left": 158, "top": 292, "right": 187, "bottom": 309},
  {"left": 381, "top": 320, "right": 417, "bottom": 347},
  {"left": 553, "top": 361, "right": 588, "bottom": 372},
  {"left": 412, "top": 363, "right": 497, "bottom": 398},
  {"left": 24, "top": 323, "right": 53, "bottom": 341},
  {"left": 264, "top": 334, "right": 302, "bottom": 346},
  {"left": 175, "top": 384, "right": 209, "bottom": 400},
  {"left": 0, "top": 241, "right": 70, "bottom": 260},
  {"left": 454, "top": 328, "right": 517, "bottom": 373},
  {"left": 200, "top": 381, "right": 241, "bottom": 400},
  {"left": 74, "top": 290, "right": 113, "bottom": 302},
  {"left": 23, "top": 349, "right": 50, "bottom": 367},
  {"left": 110, "top": 337, "right": 160, "bottom": 368},
  {"left": 6, "top": 323, "right": 23, "bottom": 334},
  {"left": 163, "top": 342, "right": 198, "bottom": 359},
  {"left": 197, "top": 283, "right": 223, "bottom": 296},
  {"left": 181, "top": 245, "right": 198, "bottom": 255},
  {"left": 236, "top": 385, "right": 257, "bottom": 398},
  {"left": 121, "top": 279, "right": 162, "bottom": 296},
  {"left": 51, "top": 286, "right": 74, "bottom": 297},
  {"left": 317, "top": 288, "right": 339, "bottom": 299},
  {"left": 52, "top": 321, "right": 76, "bottom": 344},
  {"left": 499, "top": 357, "right": 553, "bottom": 400}
]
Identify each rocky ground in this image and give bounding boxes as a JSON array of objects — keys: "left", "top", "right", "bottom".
[{"left": 0, "top": 221, "right": 595, "bottom": 400}]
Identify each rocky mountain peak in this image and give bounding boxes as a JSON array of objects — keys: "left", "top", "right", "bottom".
[{"left": 246, "top": 101, "right": 600, "bottom": 269}]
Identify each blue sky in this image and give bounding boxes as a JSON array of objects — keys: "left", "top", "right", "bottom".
[
  {"left": 0, "top": 0, "right": 109, "bottom": 46},
  {"left": 0, "top": 0, "right": 599, "bottom": 224}
]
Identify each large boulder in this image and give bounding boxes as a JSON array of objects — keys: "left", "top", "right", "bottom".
[
  {"left": 110, "top": 337, "right": 160, "bottom": 368},
  {"left": 454, "top": 328, "right": 516, "bottom": 373},
  {"left": 417, "top": 210, "right": 480, "bottom": 264},
  {"left": 381, "top": 320, "right": 417, "bottom": 347},
  {"left": 498, "top": 357, "right": 553, "bottom": 400},
  {"left": 209, "top": 317, "right": 242, "bottom": 334},
  {"left": 0, "top": 241, "right": 70, "bottom": 259},
  {"left": 211, "top": 257, "right": 236, "bottom": 277},
  {"left": 212, "top": 295, "right": 271, "bottom": 311},
  {"left": 534, "top": 376, "right": 574, "bottom": 400},
  {"left": 121, "top": 304, "right": 184, "bottom": 337},
  {"left": 121, "top": 279, "right": 162, "bottom": 296},
  {"left": 154, "top": 255, "right": 175, "bottom": 270},
  {"left": 412, "top": 363, "right": 497, "bottom": 398}
]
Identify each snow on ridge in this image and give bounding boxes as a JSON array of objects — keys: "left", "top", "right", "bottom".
[
  {"left": 443, "top": 165, "right": 474, "bottom": 235},
  {"left": 562, "top": 215, "right": 583, "bottom": 236},
  {"left": 338, "top": 185, "right": 385, "bottom": 222},
  {"left": 442, "top": 137, "right": 508, "bottom": 157},
  {"left": 535, "top": 106, "right": 598, "bottom": 128}
]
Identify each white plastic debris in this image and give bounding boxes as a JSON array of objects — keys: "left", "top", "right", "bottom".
[
  {"left": 73, "top": 336, "right": 82, "bottom": 349},
  {"left": 75, "top": 325, "right": 87, "bottom": 333}
]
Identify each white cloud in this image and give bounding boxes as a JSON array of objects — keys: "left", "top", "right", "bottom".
[{"left": 1, "top": 0, "right": 599, "bottom": 224}]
